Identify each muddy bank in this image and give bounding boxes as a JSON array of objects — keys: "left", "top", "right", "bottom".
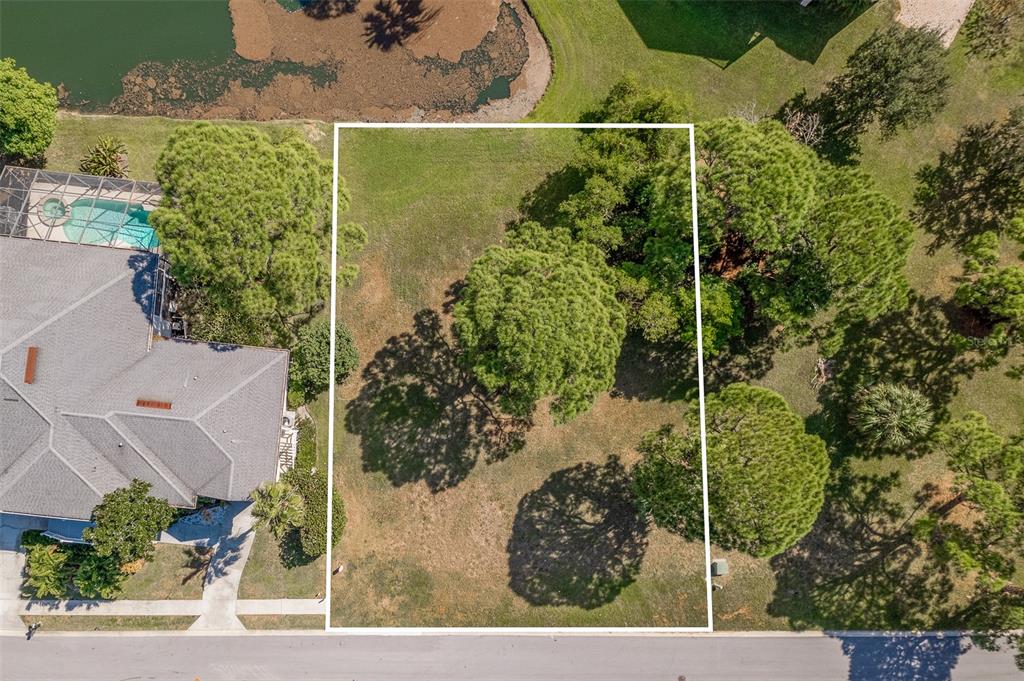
[{"left": 109, "top": 0, "right": 549, "bottom": 122}]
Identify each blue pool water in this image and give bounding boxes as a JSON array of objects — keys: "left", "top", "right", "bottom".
[{"left": 63, "top": 198, "right": 159, "bottom": 250}]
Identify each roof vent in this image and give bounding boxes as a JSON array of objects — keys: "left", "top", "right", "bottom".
[
  {"left": 136, "top": 398, "right": 172, "bottom": 410},
  {"left": 23, "top": 347, "right": 39, "bottom": 384}
]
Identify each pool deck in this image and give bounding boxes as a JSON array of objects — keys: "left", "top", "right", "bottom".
[
  {"left": 24, "top": 180, "right": 161, "bottom": 248},
  {"left": 0, "top": 168, "right": 161, "bottom": 252}
]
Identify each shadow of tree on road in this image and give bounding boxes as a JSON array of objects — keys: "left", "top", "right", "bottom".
[
  {"left": 507, "top": 456, "right": 648, "bottom": 609},
  {"left": 833, "top": 633, "right": 971, "bottom": 681},
  {"left": 345, "top": 308, "right": 529, "bottom": 493}
]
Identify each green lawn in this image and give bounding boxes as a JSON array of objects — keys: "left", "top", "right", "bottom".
[
  {"left": 237, "top": 528, "right": 326, "bottom": 601},
  {"left": 117, "top": 544, "right": 206, "bottom": 600},
  {"left": 45, "top": 113, "right": 332, "bottom": 180},
  {"left": 330, "top": 128, "right": 706, "bottom": 627},
  {"left": 527, "top": 0, "right": 890, "bottom": 122},
  {"left": 20, "top": 615, "right": 196, "bottom": 631}
]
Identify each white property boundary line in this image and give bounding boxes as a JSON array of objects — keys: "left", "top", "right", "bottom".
[{"left": 326, "top": 122, "right": 712, "bottom": 634}]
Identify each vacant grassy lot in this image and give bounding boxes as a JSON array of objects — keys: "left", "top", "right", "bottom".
[
  {"left": 20, "top": 615, "right": 196, "bottom": 631},
  {"left": 330, "top": 128, "right": 706, "bottom": 627},
  {"left": 527, "top": 0, "right": 1023, "bottom": 632}
]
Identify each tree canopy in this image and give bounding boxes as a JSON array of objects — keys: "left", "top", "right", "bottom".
[
  {"left": 852, "top": 383, "right": 935, "bottom": 451},
  {"left": 955, "top": 266, "right": 1024, "bottom": 361},
  {"left": 150, "top": 123, "right": 366, "bottom": 342},
  {"left": 921, "top": 413, "right": 1024, "bottom": 594},
  {"left": 454, "top": 222, "right": 627, "bottom": 422},
  {"left": 701, "top": 383, "right": 829, "bottom": 557},
  {"left": 251, "top": 480, "right": 306, "bottom": 540},
  {"left": 82, "top": 480, "right": 176, "bottom": 565},
  {"left": 0, "top": 58, "right": 57, "bottom": 160},
  {"left": 563, "top": 89, "right": 913, "bottom": 354},
  {"left": 289, "top": 317, "right": 360, "bottom": 401},
  {"left": 634, "top": 384, "right": 828, "bottom": 557}
]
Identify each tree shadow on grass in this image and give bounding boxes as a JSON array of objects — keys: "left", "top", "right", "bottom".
[
  {"left": 811, "top": 294, "right": 984, "bottom": 457},
  {"left": 768, "top": 463, "right": 956, "bottom": 632},
  {"left": 616, "top": 0, "right": 867, "bottom": 68},
  {"left": 704, "top": 323, "right": 789, "bottom": 391},
  {"left": 363, "top": 0, "right": 440, "bottom": 51},
  {"left": 507, "top": 456, "right": 648, "bottom": 609},
  {"left": 346, "top": 307, "right": 529, "bottom": 493},
  {"left": 279, "top": 529, "right": 317, "bottom": 569},
  {"left": 613, "top": 333, "right": 698, "bottom": 402},
  {"left": 181, "top": 546, "right": 213, "bottom": 586},
  {"left": 515, "top": 165, "right": 585, "bottom": 227},
  {"left": 912, "top": 114, "right": 1024, "bottom": 254}
]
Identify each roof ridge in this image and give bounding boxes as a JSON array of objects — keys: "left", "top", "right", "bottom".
[
  {"left": 116, "top": 412, "right": 235, "bottom": 498},
  {"left": 63, "top": 411, "right": 194, "bottom": 507},
  {"left": 194, "top": 351, "right": 287, "bottom": 420},
  {"left": 0, "top": 269, "right": 132, "bottom": 355}
]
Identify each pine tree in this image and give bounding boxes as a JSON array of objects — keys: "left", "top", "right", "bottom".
[
  {"left": 150, "top": 123, "right": 366, "bottom": 342},
  {"left": 633, "top": 384, "right": 829, "bottom": 557},
  {"left": 454, "top": 222, "right": 627, "bottom": 422}
]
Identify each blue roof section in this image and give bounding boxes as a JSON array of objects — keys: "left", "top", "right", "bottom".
[{"left": 42, "top": 518, "right": 94, "bottom": 544}]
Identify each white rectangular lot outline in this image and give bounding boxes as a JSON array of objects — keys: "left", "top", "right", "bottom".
[{"left": 327, "top": 122, "right": 712, "bottom": 633}]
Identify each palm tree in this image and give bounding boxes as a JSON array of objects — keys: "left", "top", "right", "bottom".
[
  {"left": 251, "top": 481, "right": 306, "bottom": 539},
  {"left": 852, "top": 383, "right": 935, "bottom": 451},
  {"left": 79, "top": 136, "right": 129, "bottom": 178}
]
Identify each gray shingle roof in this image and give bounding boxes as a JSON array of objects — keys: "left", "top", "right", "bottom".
[{"left": 0, "top": 238, "right": 288, "bottom": 520}]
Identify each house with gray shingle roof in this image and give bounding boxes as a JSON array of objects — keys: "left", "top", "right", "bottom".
[{"left": 0, "top": 233, "right": 290, "bottom": 526}]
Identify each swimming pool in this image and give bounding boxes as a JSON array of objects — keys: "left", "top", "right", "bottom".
[{"left": 62, "top": 198, "right": 159, "bottom": 250}]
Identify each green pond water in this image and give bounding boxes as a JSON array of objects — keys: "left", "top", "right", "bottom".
[{"left": 0, "top": 0, "right": 235, "bottom": 107}]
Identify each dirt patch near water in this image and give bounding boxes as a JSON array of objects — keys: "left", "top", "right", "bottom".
[{"left": 109, "top": 0, "right": 548, "bottom": 122}]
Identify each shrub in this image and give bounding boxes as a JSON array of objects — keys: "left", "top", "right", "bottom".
[
  {"left": 0, "top": 58, "right": 57, "bottom": 160},
  {"left": 852, "top": 383, "right": 935, "bottom": 450},
  {"left": 289, "top": 317, "right": 359, "bottom": 402},
  {"left": 79, "top": 137, "right": 129, "bottom": 178},
  {"left": 283, "top": 468, "right": 345, "bottom": 558},
  {"left": 25, "top": 543, "right": 70, "bottom": 598},
  {"left": 295, "top": 417, "right": 318, "bottom": 471},
  {"left": 72, "top": 553, "right": 124, "bottom": 600}
]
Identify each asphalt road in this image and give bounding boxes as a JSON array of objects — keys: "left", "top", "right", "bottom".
[{"left": 0, "top": 633, "right": 1020, "bottom": 681}]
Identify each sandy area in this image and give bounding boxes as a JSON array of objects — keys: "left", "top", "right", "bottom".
[{"left": 896, "top": 0, "right": 977, "bottom": 46}]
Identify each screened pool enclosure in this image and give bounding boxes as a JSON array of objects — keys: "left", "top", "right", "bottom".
[{"left": 0, "top": 167, "right": 161, "bottom": 251}]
